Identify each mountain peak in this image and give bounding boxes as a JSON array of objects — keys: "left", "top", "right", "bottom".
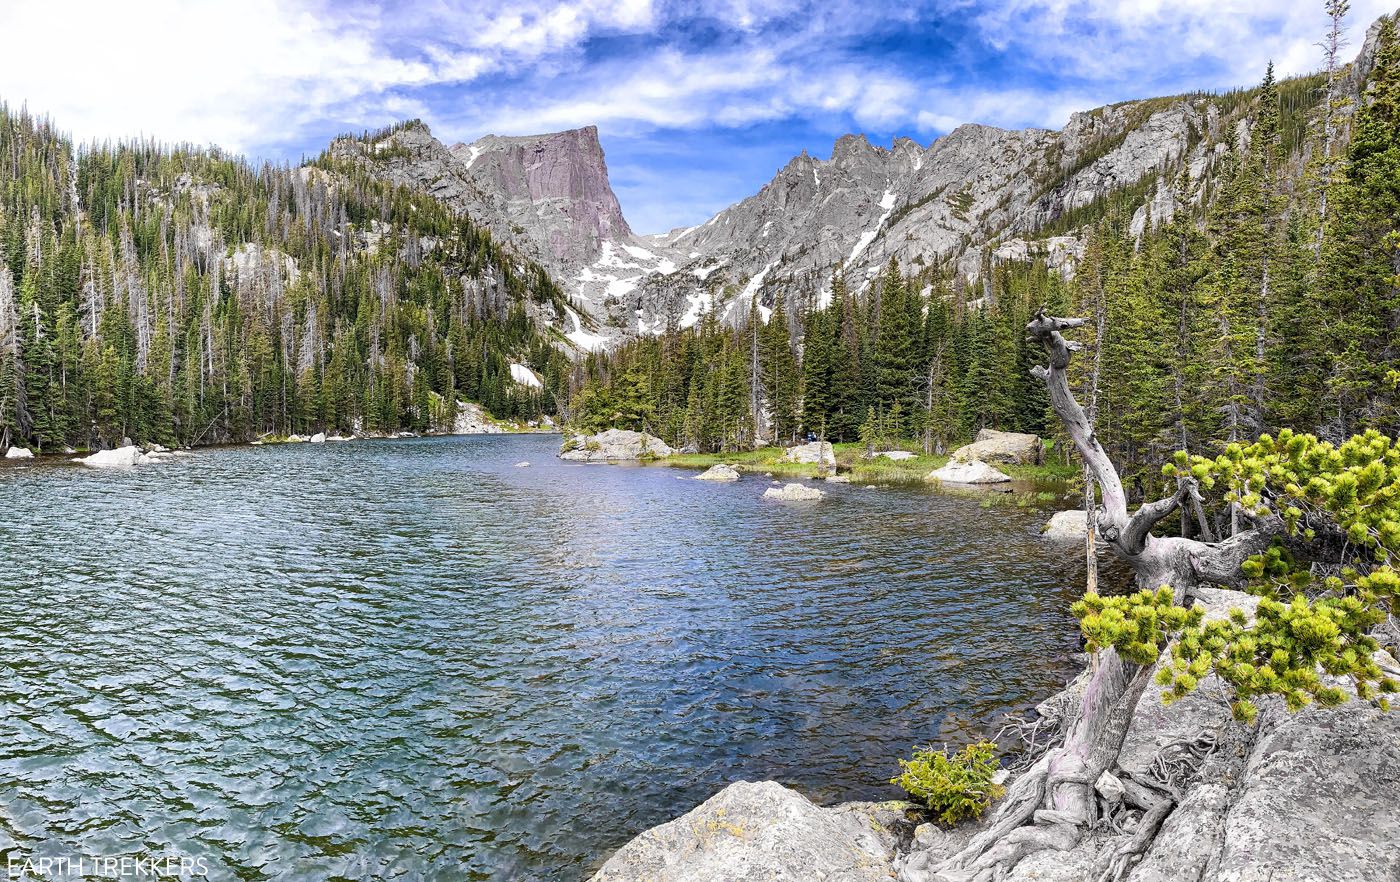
[{"left": 451, "top": 126, "right": 632, "bottom": 264}]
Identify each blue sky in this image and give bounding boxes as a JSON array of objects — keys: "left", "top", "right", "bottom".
[{"left": 1, "top": 0, "right": 1393, "bottom": 233}]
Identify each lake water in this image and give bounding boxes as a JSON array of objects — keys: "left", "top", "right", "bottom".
[{"left": 0, "top": 435, "right": 1088, "bottom": 881}]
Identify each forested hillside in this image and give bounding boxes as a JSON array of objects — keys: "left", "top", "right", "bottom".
[
  {"left": 573, "top": 20, "right": 1400, "bottom": 499},
  {"left": 0, "top": 112, "right": 572, "bottom": 452}
]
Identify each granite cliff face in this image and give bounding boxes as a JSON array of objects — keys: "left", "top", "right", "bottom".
[
  {"left": 447, "top": 126, "right": 631, "bottom": 267},
  {"left": 324, "top": 20, "right": 1387, "bottom": 353}
]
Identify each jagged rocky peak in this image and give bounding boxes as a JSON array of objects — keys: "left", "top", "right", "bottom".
[{"left": 449, "top": 126, "right": 631, "bottom": 266}]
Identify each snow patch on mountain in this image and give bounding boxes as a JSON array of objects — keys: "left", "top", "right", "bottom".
[
  {"left": 848, "top": 189, "right": 898, "bottom": 263},
  {"left": 565, "top": 306, "right": 608, "bottom": 352},
  {"left": 510, "top": 363, "right": 543, "bottom": 389}
]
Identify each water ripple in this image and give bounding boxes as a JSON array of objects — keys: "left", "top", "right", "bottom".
[{"left": 0, "top": 436, "right": 1091, "bottom": 881}]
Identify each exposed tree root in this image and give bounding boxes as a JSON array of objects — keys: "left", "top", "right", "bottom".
[
  {"left": 993, "top": 712, "right": 1064, "bottom": 774},
  {"left": 1093, "top": 777, "right": 1175, "bottom": 882},
  {"left": 1149, "top": 729, "right": 1218, "bottom": 796}
]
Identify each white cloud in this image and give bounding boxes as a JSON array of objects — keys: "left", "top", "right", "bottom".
[
  {"left": 2, "top": 0, "right": 1393, "bottom": 234},
  {"left": 969, "top": 0, "right": 1398, "bottom": 85},
  {"left": 0, "top": 0, "right": 657, "bottom": 154}
]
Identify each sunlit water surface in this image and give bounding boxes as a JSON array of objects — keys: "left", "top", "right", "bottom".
[{"left": 0, "top": 435, "right": 1087, "bottom": 880}]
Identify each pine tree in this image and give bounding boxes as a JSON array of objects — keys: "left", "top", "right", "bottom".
[
  {"left": 1317, "top": 18, "right": 1400, "bottom": 436},
  {"left": 761, "top": 291, "right": 800, "bottom": 444}
]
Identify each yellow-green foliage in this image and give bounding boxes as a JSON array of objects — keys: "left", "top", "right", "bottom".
[
  {"left": 1071, "top": 429, "right": 1400, "bottom": 721},
  {"left": 1160, "top": 592, "right": 1396, "bottom": 722},
  {"left": 1164, "top": 428, "right": 1400, "bottom": 556},
  {"left": 1074, "top": 587, "right": 1204, "bottom": 666},
  {"left": 891, "top": 741, "right": 1004, "bottom": 825}
]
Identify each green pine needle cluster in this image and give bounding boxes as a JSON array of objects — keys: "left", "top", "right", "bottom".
[
  {"left": 1166, "top": 429, "right": 1400, "bottom": 557},
  {"left": 1074, "top": 587, "right": 1204, "bottom": 666}
]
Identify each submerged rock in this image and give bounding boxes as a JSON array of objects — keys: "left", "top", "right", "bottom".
[
  {"left": 695, "top": 464, "right": 741, "bottom": 482},
  {"left": 783, "top": 441, "right": 835, "bottom": 466},
  {"left": 4, "top": 447, "right": 33, "bottom": 459},
  {"left": 587, "top": 781, "right": 911, "bottom": 882},
  {"left": 560, "top": 429, "right": 674, "bottom": 462},
  {"left": 952, "top": 429, "right": 1042, "bottom": 465},
  {"left": 926, "top": 460, "right": 1011, "bottom": 484},
  {"left": 1042, "top": 509, "right": 1089, "bottom": 540},
  {"left": 764, "top": 482, "right": 825, "bottom": 501},
  {"left": 515, "top": 461, "right": 530, "bottom": 468},
  {"left": 825, "top": 474, "right": 851, "bottom": 483}
]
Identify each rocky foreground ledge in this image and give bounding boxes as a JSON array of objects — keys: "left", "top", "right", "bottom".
[{"left": 589, "top": 586, "right": 1400, "bottom": 882}]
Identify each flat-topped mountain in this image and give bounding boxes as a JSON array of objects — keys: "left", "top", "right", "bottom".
[{"left": 447, "top": 126, "right": 632, "bottom": 266}]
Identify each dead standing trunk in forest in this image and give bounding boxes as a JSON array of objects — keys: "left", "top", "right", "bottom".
[{"left": 928, "top": 310, "right": 1283, "bottom": 882}]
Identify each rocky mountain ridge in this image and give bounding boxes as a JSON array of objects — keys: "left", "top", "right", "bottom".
[
  {"left": 328, "top": 13, "right": 1390, "bottom": 353},
  {"left": 332, "top": 101, "right": 1189, "bottom": 349}
]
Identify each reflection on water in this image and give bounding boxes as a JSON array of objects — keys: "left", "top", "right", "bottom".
[{"left": 0, "top": 436, "right": 1089, "bottom": 881}]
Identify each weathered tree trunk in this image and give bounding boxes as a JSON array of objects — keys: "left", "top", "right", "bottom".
[{"left": 928, "top": 311, "right": 1280, "bottom": 882}]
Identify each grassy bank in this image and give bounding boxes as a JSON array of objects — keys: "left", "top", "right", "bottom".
[{"left": 663, "top": 442, "right": 1078, "bottom": 485}]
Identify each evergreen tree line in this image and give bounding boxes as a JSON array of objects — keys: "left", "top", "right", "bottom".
[
  {"left": 570, "top": 258, "right": 1067, "bottom": 454},
  {"left": 573, "top": 26, "right": 1400, "bottom": 503},
  {"left": 0, "top": 112, "right": 572, "bottom": 452}
]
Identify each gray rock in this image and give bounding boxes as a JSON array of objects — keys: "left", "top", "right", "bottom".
[
  {"left": 926, "top": 460, "right": 1011, "bottom": 484},
  {"left": 876, "top": 450, "right": 917, "bottom": 461},
  {"left": 952, "top": 429, "right": 1042, "bottom": 465},
  {"left": 1093, "top": 770, "right": 1124, "bottom": 806},
  {"left": 587, "top": 781, "right": 908, "bottom": 882},
  {"left": 763, "top": 482, "right": 826, "bottom": 501},
  {"left": 559, "top": 429, "right": 674, "bottom": 461},
  {"left": 1042, "top": 509, "right": 1088, "bottom": 540},
  {"left": 3, "top": 446, "right": 33, "bottom": 459},
  {"left": 515, "top": 461, "right": 530, "bottom": 468},
  {"left": 784, "top": 441, "right": 836, "bottom": 465},
  {"left": 80, "top": 446, "right": 150, "bottom": 468},
  {"left": 309, "top": 432, "right": 326, "bottom": 443},
  {"left": 453, "top": 400, "right": 504, "bottom": 435},
  {"left": 695, "top": 464, "right": 741, "bottom": 482},
  {"left": 1211, "top": 703, "right": 1400, "bottom": 882},
  {"left": 825, "top": 474, "right": 852, "bottom": 483}
]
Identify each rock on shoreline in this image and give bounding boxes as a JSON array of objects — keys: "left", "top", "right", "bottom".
[
  {"left": 587, "top": 781, "right": 916, "bottom": 882},
  {"left": 560, "top": 429, "right": 674, "bottom": 462},
  {"left": 80, "top": 445, "right": 169, "bottom": 467},
  {"left": 783, "top": 441, "right": 835, "bottom": 466},
  {"left": 951, "top": 429, "right": 1042, "bottom": 465}
]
